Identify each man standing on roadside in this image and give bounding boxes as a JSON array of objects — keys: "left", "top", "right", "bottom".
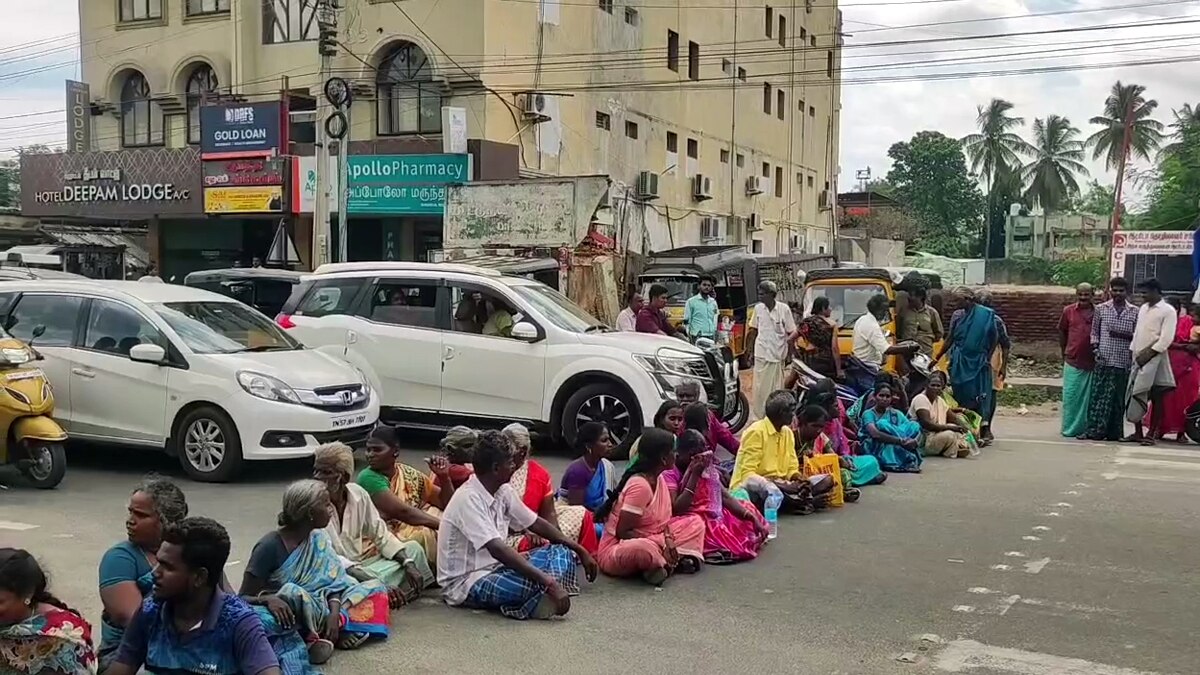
[
  {"left": 1082, "top": 277, "right": 1137, "bottom": 441},
  {"left": 898, "top": 286, "right": 943, "bottom": 357},
  {"left": 1058, "top": 283, "right": 1095, "bottom": 437},
  {"left": 1124, "top": 278, "right": 1177, "bottom": 445},
  {"left": 636, "top": 284, "right": 683, "bottom": 338},
  {"left": 616, "top": 290, "right": 642, "bottom": 332},
  {"left": 746, "top": 280, "right": 798, "bottom": 418},
  {"left": 683, "top": 275, "right": 719, "bottom": 343}
]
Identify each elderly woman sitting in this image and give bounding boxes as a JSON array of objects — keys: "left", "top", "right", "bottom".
[
  {"left": 502, "top": 423, "right": 600, "bottom": 554},
  {"left": 240, "top": 480, "right": 392, "bottom": 666},
  {"left": 313, "top": 443, "right": 433, "bottom": 606}
]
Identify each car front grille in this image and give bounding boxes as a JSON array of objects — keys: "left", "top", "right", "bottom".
[{"left": 304, "top": 384, "right": 369, "bottom": 412}]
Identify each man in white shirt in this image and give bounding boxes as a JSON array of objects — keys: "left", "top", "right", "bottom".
[
  {"left": 1125, "top": 278, "right": 1178, "bottom": 444},
  {"left": 746, "top": 280, "right": 798, "bottom": 419},
  {"left": 852, "top": 294, "right": 918, "bottom": 371},
  {"left": 615, "top": 290, "right": 642, "bottom": 332},
  {"left": 437, "top": 430, "right": 598, "bottom": 619}
]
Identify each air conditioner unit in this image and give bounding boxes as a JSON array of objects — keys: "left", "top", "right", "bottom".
[
  {"left": 745, "top": 176, "right": 766, "bottom": 196},
  {"left": 636, "top": 171, "right": 660, "bottom": 200},
  {"left": 818, "top": 189, "right": 831, "bottom": 210},
  {"left": 700, "top": 216, "right": 722, "bottom": 241},
  {"left": 747, "top": 213, "right": 762, "bottom": 231},
  {"left": 520, "top": 92, "right": 550, "bottom": 122},
  {"left": 693, "top": 174, "right": 713, "bottom": 201}
]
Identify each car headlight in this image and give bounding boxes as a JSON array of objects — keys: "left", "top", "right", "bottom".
[
  {"left": 236, "top": 371, "right": 301, "bottom": 404},
  {"left": 354, "top": 367, "right": 372, "bottom": 396},
  {"left": 634, "top": 351, "right": 708, "bottom": 395}
]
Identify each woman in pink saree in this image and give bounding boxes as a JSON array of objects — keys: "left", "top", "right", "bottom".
[
  {"left": 1144, "top": 300, "right": 1200, "bottom": 441},
  {"left": 595, "top": 428, "right": 706, "bottom": 585},
  {"left": 664, "top": 430, "right": 767, "bottom": 564}
]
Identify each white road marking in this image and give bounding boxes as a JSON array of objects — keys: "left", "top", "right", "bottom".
[
  {"left": 1022, "top": 536, "right": 1041, "bottom": 541},
  {"left": 990, "top": 564, "right": 1011, "bottom": 571},
  {"left": 1004, "top": 551, "right": 1027, "bottom": 558},
  {"left": 1023, "top": 557, "right": 1051, "bottom": 574},
  {"left": 952, "top": 605, "right": 975, "bottom": 613},
  {"left": 1045, "top": 512, "right": 1062, "bottom": 517},
  {"left": 1063, "top": 490, "right": 1079, "bottom": 495},
  {"left": 993, "top": 594, "right": 1021, "bottom": 616},
  {"left": 1004, "top": 437, "right": 1113, "bottom": 449},
  {"left": 1072, "top": 482, "right": 1090, "bottom": 487},
  {"left": 1054, "top": 502, "right": 1073, "bottom": 507},
  {"left": 0, "top": 520, "right": 38, "bottom": 531},
  {"left": 1102, "top": 471, "right": 1200, "bottom": 485},
  {"left": 934, "top": 638, "right": 1160, "bottom": 674},
  {"left": 1114, "top": 457, "right": 1200, "bottom": 471},
  {"left": 1018, "top": 597, "right": 1116, "bottom": 615},
  {"left": 1032, "top": 525, "right": 1051, "bottom": 531},
  {"left": 1118, "top": 446, "right": 1200, "bottom": 460},
  {"left": 968, "top": 587, "right": 997, "bottom": 594}
]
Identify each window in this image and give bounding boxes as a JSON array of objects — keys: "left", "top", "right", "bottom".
[
  {"left": 751, "top": 240, "right": 763, "bottom": 254},
  {"left": 778, "top": 16, "right": 786, "bottom": 46},
  {"left": 777, "top": 90, "right": 785, "bottom": 120},
  {"left": 809, "top": 104, "right": 816, "bottom": 117},
  {"left": 625, "top": 121, "right": 639, "bottom": 139},
  {"left": 827, "top": 50, "right": 834, "bottom": 78},
  {"left": 595, "top": 111, "right": 611, "bottom": 130},
  {"left": 155, "top": 302, "right": 298, "bottom": 354},
  {"left": 687, "top": 138, "right": 698, "bottom": 159},
  {"left": 450, "top": 287, "right": 524, "bottom": 337},
  {"left": 185, "top": 64, "right": 218, "bottom": 145},
  {"left": 810, "top": 35, "right": 817, "bottom": 47},
  {"left": 119, "top": 0, "right": 162, "bottom": 22},
  {"left": 798, "top": 98, "right": 805, "bottom": 111},
  {"left": 361, "top": 281, "right": 439, "bottom": 329},
  {"left": 762, "top": 162, "right": 770, "bottom": 178},
  {"left": 263, "top": 0, "right": 318, "bottom": 43},
  {"left": 667, "top": 31, "right": 679, "bottom": 71},
  {"left": 763, "top": 83, "right": 772, "bottom": 114},
  {"left": 296, "top": 279, "right": 365, "bottom": 318},
  {"left": 800, "top": 27, "right": 807, "bottom": 41},
  {"left": 687, "top": 42, "right": 700, "bottom": 81},
  {"left": 737, "top": 67, "right": 747, "bottom": 82},
  {"left": 765, "top": 6, "right": 774, "bottom": 37},
  {"left": 720, "top": 149, "right": 730, "bottom": 163},
  {"left": 6, "top": 294, "right": 83, "bottom": 347},
  {"left": 736, "top": 153, "right": 745, "bottom": 168},
  {"left": 84, "top": 300, "right": 165, "bottom": 355},
  {"left": 722, "top": 59, "right": 732, "bottom": 75},
  {"left": 186, "top": 0, "right": 229, "bottom": 16},
  {"left": 666, "top": 131, "right": 678, "bottom": 153},
  {"left": 775, "top": 166, "right": 783, "bottom": 197},
  {"left": 599, "top": 0, "right": 613, "bottom": 13},
  {"left": 120, "top": 71, "right": 164, "bottom": 147},
  {"left": 624, "top": 7, "right": 638, "bottom": 24},
  {"left": 376, "top": 42, "right": 443, "bottom": 135},
  {"left": 797, "top": 172, "right": 803, "bottom": 184},
  {"left": 807, "top": 175, "right": 815, "bottom": 187}
]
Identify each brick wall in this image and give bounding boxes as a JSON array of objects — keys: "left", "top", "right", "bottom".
[{"left": 939, "top": 285, "right": 1076, "bottom": 345}]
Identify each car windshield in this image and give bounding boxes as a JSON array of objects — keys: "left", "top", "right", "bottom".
[
  {"left": 153, "top": 301, "right": 301, "bottom": 354},
  {"left": 640, "top": 276, "right": 697, "bottom": 306},
  {"left": 804, "top": 283, "right": 889, "bottom": 328},
  {"left": 510, "top": 283, "right": 600, "bottom": 333}
]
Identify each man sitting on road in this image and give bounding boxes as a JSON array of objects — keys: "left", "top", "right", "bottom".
[
  {"left": 730, "top": 390, "right": 825, "bottom": 514},
  {"left": 437, "top": 430, "right": 598, "bottom": 620}
]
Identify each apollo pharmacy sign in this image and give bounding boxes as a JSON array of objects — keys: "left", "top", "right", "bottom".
[
  {"left": 32, "top": 168, "right": 191, "bottom": 205},
  {"left": 345, "top": 154, "right": 470, "bottom": 215}
]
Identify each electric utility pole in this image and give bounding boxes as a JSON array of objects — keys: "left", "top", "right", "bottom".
[{"left": 312, "top": 0, "right": 338, "bottom": 267}]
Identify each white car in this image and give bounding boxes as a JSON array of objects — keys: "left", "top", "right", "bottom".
[
  {"left": 276, "top": 262, "right": 742, "bottom": 455},
  {"left": 0, "top": 281, "right": 379, "bottom": 482}
]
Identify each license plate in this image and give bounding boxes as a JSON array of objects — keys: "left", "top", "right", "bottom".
[
  {"left": 331, "top": 413, "right": 368, "bottom": 429},
  {"left": 6, "top": 369, "right": 43, "bottom": 382}
]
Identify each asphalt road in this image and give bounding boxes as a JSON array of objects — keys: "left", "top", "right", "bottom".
[{"left": 2, "top": 416, "right": 1197, "bottom": 675}]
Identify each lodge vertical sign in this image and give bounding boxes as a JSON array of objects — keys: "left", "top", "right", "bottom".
[{"left": 65, "top": 80, "right": 91, "bottom": 153}]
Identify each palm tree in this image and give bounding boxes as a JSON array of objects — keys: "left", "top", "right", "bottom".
[
  {"left": 1085, "top": 81, "right": 1165, "bottom": 223},
  {"left": 1023, "top": 115, "right": 1089, "bottom": 214},
  {"left": 1161, "top": 102, "right": 1200, "bottom": 158},
  {"left": 961, "top": 98, "right": 1032, "bottom": 257}
]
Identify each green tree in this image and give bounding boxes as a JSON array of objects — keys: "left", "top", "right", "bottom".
[
  {"left": 0, "top": 163, "right": 16, "bottom": 209},
  {"left": 1073, "top": 180, "right": 1116, "bottom": 215},
  {"left": 1139, "top": 120, "right": 1200, "bottom": 230},
  {"left": 1086, "top": 81, "right": 1165, "bottom": 219},
  {"left": 961, "top": 98, "right": 1032, "bottom": 257},
  {"left": 1022, "top": 115, "right": 1089, "bottom": 213},
  {"left": 886, "top": 131, "right": 985, "bottom": 257},
  {"left": 1161, "top": 102, "right": 1200, "bottom": 159}
]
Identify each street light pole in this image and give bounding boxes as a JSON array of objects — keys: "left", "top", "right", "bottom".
[{"left": 312, "top": 0, "right": 338, "bottom": 268}]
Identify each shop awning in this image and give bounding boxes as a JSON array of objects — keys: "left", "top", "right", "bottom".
[{"left": 38, "top": 225, "right": 150, "bottom": 269}]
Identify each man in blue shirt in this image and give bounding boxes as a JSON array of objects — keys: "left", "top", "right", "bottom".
[
  {"left": 683, "top": 275, "right": 719, "bottom": 342},
  {"left": 105, "top": 517, "right": 283, "bottom": 675}
]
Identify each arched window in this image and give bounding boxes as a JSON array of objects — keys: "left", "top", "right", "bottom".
[
  {"left": 376, "top": 42, "right": 442, "bottom": 136},
  {"left": 120, "top": 71, "right": 164, "bottom": 147},
  {"left": 185, "top": 65, "right": 219, "bottom": 145}
]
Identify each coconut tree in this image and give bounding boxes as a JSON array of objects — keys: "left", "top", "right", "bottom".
[
  {"left": 1085, "top": 81, "right": 1165, "bottom": 224},
  {"left": 961, "top": 98, "right": 1032, "bottom": 256},
  {"left": 1023, "top": 116, "right": 1089, "bottom": 243},
  {"left": 1161, "top": 102, "right": 1200, "bottom": 159}
]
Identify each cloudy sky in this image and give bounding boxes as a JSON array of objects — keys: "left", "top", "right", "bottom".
[{"left": 2, "top": 0, "right": 1199, "bottom": 204}]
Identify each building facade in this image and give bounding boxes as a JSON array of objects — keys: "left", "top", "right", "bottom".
[{"left": 73, "top": 0, "right": 842, "bottom": 258}]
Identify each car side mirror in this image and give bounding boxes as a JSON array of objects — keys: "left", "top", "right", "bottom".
[
  {"left": 511, "top": 321, "right": 539, "bottom": 341},
  {"left": 129, "top": 343, "right": 167, "bottom": 364}
]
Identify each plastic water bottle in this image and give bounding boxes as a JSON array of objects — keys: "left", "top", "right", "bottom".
[{"left": 764, "top": 491, "right": 783, "bottom": 540}]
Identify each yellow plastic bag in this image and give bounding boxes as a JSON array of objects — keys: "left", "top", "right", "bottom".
[{"left": 803, "top": 454, "right": 844, "bottom": 507}]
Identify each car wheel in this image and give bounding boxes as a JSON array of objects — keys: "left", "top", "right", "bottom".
[
  {"left": 725, "top": 391, "right": 751, "bottom": 434},
  {"left": 561, "top": 382, "right": 641, "bottom": 459},
  {"left": 176, "top": 406, "right": 243, "bottom": 483}
]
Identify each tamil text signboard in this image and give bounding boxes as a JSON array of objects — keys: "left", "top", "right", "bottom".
[
  {"left": 345, "top": 154, "right": 469, "bottom": 215},
  {"left": 202, "top": 158, "right": 285, "bottom": 187},
  {"left": 204, "top": 186, "right": 285, "bottom": 213},
  {"left": 1110, "top": 230, "right": 1194, "bottom": 277},
  {"left": 20, "top": 148, "right": 203, "bottom": 218},
  {"left": 200, "top": 102, "right": 283, "bottom": 159}
]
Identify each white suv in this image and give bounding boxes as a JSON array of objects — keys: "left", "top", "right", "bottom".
[
  {"left": 277, "top": 262, "right": 742, "bottom": 454},
  {"left": 0, "top": 281, "right": 379, "bottom": 482}
]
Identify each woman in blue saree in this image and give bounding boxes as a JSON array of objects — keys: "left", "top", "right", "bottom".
[
  {"left": 241, "top": 480, "right": 391, "bottom": 671},
  {"left": 934, "top": 287, "right": 999, "bottom": 446},
  {"left": 559, "top": 422, "right": 619, "bottom": 541},
  {"left": 858, "top": 382, "right": 923, "bottom": 473}
]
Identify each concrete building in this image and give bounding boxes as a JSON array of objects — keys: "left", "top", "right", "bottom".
[
  {"left": 75, "top": 0, "right": 842, "bottom": 257},
  {"left": 1005, "top": 212, "right": 1110, "bottom": 260}
]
